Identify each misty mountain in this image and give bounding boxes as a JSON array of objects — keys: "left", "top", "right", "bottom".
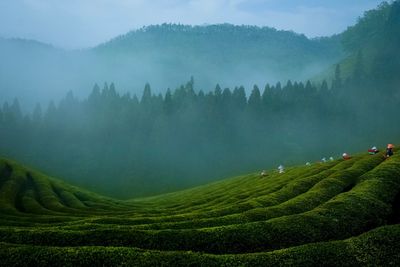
[
  {"left": 0, "top": 38, "right": 97, "bottom": 109},
  {"left": 1, "top": 1, "right": 400, "bottom": 198},
  {"left": 93, "top": 24, "right": 343, "bottom": 90},
  {"left": 0, "top": 24, "right": 344, "bottom": 108},
  {"left": 317, "top": 1, "right": 400, "bottom": 85}
]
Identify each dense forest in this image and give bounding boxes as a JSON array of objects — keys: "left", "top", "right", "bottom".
[
  {"left": 1, "top": 1, "right": 399, "bottom": 198},
  {"left": 1, "top": 60, "right": 399, "bottom": 197}
]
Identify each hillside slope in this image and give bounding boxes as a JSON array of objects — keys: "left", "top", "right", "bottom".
[
  {"left": 93, "top": 24, "right": 342, "bottom": 89},
  {"left": 0, "top": 24, "right": 343, "bottom": 108},
  {"left": 1, "top": 150, "right": 400, "bottom": 266},
  {"left": 315, "top": 0, "right": 400, "bottom": 83}
]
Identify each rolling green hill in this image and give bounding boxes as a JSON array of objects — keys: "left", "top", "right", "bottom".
[{"left": 1, "top": 148, "right": 400, "bottom": 266}]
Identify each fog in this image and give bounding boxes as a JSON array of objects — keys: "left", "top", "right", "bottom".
[
  {"left": 1, "top": 68, "right": 399, "bottom": 198},
  {"left": 1, "top": 1, "right": 399, "bottom": 198},
  {"left": 0, "top": 24, "right": 343, "bottom": 110}
]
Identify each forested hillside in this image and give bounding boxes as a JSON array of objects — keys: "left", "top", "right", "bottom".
[
  {"left": 94, "top": 23, "right": 342, "bottom": 91},
  {"left": 0, "top": 24, "right": 343, "bottom": 108},
  {"left": 1, "top": 1, "right": 399, "bottom": 198},
  {"left": 319, "top": 1, "right": 400, "bottom": 83},
  {"left": 1, "top": 61, "right": 399, "bottom": 197}
]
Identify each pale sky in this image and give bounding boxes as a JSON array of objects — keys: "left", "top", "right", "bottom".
[{"left": 0, "top": 0, "right": 384, "bottom": 49}]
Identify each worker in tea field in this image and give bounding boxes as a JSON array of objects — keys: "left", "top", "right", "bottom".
[
  {"left": 342, "top": 153, "right": 351, "bottom": 160},
  {"left": 386, "top": 144, "right": 394, "bottom": 158},
  {"left": 278, "top": 165, "right": 285, "bottom": 173},
  {"left": 368, "top": 146, "right": 379, "bottom": 155}
]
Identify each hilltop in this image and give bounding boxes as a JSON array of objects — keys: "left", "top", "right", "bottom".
[
  {"left": 94, "top": 23, "right": 342, "bottom": 88},
  {"left": 0, "top": 23, "right": 343, "bottom": 107},
  {"left": 1, "top": 149, "right": 400, "bottom": 266}
]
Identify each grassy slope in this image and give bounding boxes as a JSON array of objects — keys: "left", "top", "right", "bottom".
[{"left": 0, "top": 150, "right": 400, "bottom": 266}]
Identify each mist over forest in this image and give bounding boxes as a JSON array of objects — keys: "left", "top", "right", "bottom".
[
  {"left": 1, "top": 1, "right": 400, "bottom": 198},
  {"left": 0, "top": 24, "right": 343, "bottom": 109}
]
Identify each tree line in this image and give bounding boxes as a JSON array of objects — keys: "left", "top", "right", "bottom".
[{"left": 1, "top": 57, "right": 399, "bottom": 198}]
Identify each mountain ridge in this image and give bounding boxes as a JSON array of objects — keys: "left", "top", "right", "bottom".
[{"left": 0, "top": 22, "right": 345, "bottom": 108}]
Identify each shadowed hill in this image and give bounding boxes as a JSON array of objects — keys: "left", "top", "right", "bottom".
[{"left": 1, "top": 149, "right": 400, "bottom": 266}]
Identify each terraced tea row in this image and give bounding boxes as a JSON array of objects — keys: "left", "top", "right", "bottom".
[
  {"left": 1, "top": 224, "right": 399, "bottom": 266},
  {"left": 0, "top": 151, "right": 399, "bottom": 265}
]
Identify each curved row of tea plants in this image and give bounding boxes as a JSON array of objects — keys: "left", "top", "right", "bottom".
[{"left": 0, "top": 150, "right": 399, "bottom": 265}]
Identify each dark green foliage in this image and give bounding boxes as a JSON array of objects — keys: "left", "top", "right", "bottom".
[
  {"left": 2, "top": 63, "right": 400, "bottom": 198},
  {"left": 1, "top": 2, "right": 400, "bottom": 265},
  {"left": 4, "top": 2, "right": 399, "bottom": 200},
  {"left": 342, "top": 1, "right": 393, "bottom": 53},
  {"left": 0, "top": 77, "right": 337, "bottom": 198},
  {"left": 0, "top": 153, "right": 400, "bottom": 266},
  {"left": 0, "top": 225, "right": 399, "bottom": 267}
]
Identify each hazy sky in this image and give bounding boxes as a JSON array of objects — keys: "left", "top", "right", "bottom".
[{"left": 0, "top": 0, "right": 384, "bottom": 49}]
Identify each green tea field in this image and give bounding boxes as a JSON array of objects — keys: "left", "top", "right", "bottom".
[{"left": 1, "top": 150, "right": 400, "bottom": 266}]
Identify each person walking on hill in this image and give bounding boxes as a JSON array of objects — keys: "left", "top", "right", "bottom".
[
  {"left": 368, "top": 146, "right": 379, "bottom": 155},
  {"left": 386, "top": 144, "right": 394, "bottom": 158},
  {"left": 342, "top": 153, "right": 351, "bottom": 160},
  {"left": 278, "top": 165, "right": 285, "bottom": 174}
]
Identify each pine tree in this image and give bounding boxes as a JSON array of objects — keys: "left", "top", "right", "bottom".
[
  {"left": 141, "top": 83, "right": 152, "bottom": 105},
  {"left": 332, "top": 64, "right": 342, "bottom": 89},
  {"left": 109, "top": 83, "right": 118, "bottom": 98},
  {"left": 276, "top": 82, "right": 282, "bottom": 91},
  {"left": 285, "top": 80, "right": 293, "bottom": 91},
  {"left": 164, "top": 88, "right": 173, "bottom": 114},
  {"left": 305, "top": 80, "right": 313, "bottom": 91},
  {"left": 221, "top": 88, "right": 233, "bottom": 115},
  {"left": 260, "top": 84, "right": 269, "bottom": 105},
  {"left": 232, "top": 86, "right": 246, "bottom": 111},
  {"left": 102, "top": 82, "right": 109, "bottom": 96},
  {"left": 248, "top": 85, "right": 261, "bottom": 108},
  {"left": 89, "top": 84, "right": 101, "bottom": 103},
  {"left": 320, "top": 80, "right": 329, "bottom": 92},
  {"left": 214, "top": 84, "right": 222, "bottom": 102}
]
